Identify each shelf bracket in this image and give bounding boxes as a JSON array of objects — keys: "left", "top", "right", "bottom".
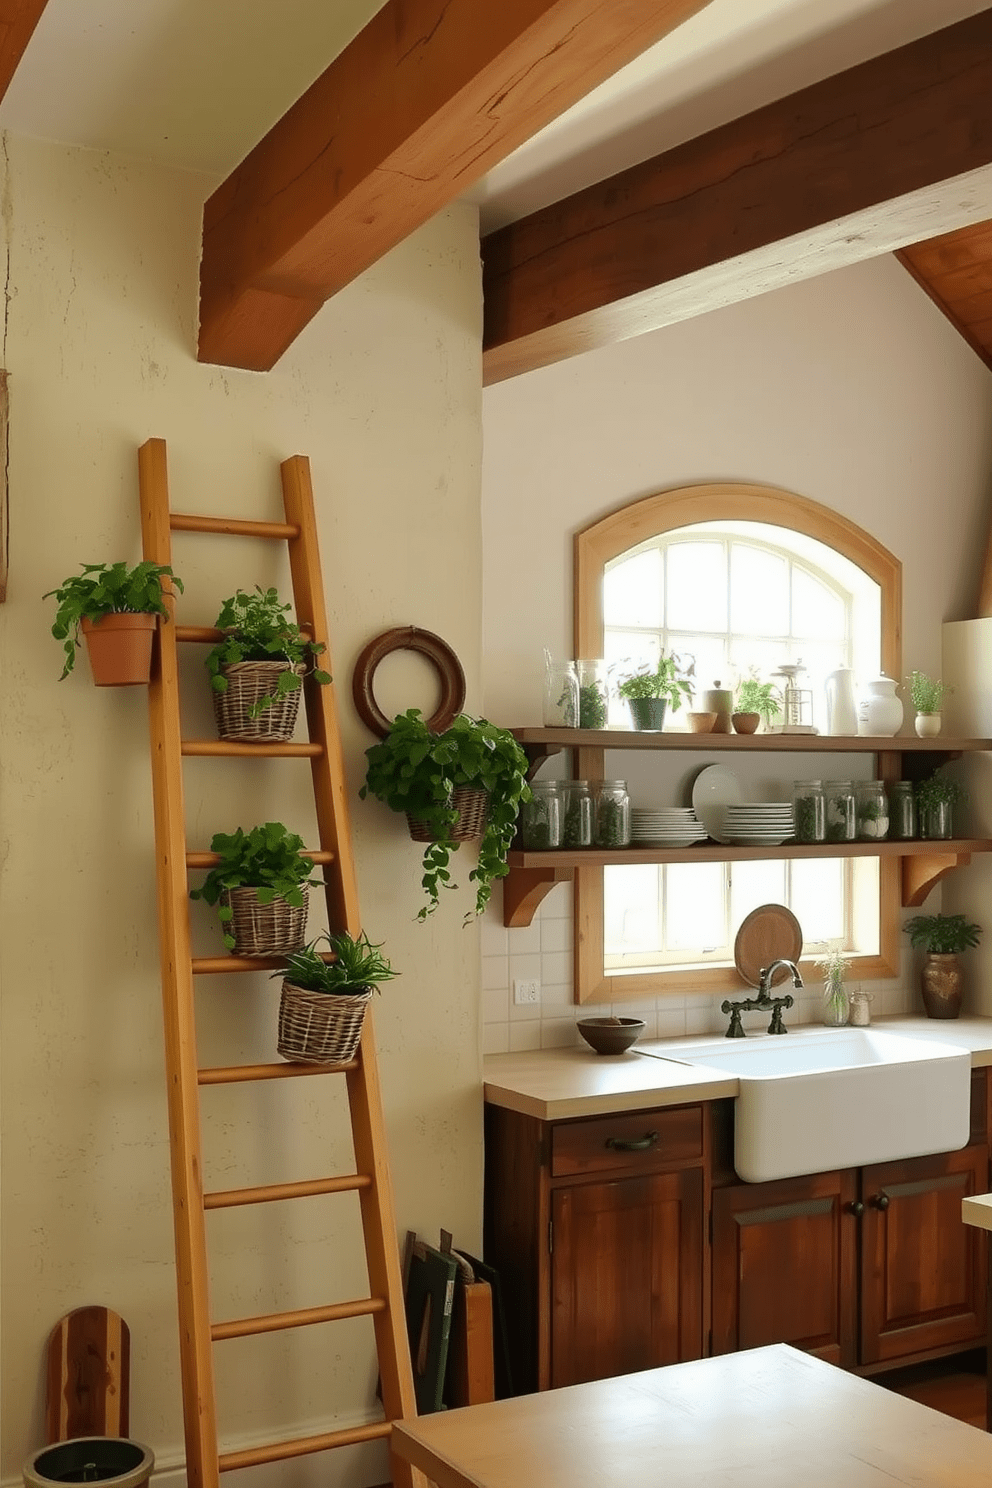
[
  {"left": 502, "top": 866, "right": 573, "bottom": 928},
  {"left": 901, "top": 851, "right": 972, "bottom": 907}
]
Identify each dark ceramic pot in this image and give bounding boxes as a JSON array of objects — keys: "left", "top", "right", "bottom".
[
  {"left": 626, "top": 697, "right": 667, "bottom": 731},
  {"left": 921, "top": 952, "right": 963, "bottom": 1019}
]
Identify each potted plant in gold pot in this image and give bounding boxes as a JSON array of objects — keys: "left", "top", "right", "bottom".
[{"left": 904, "top": 913, "right": 981, "bottom": 1019}]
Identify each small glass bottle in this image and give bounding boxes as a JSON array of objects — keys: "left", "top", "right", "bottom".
[
  {"left": 561, "top": 780, "right": 593, "bottom": 848},
  {"left": 824, "top": 780, "right": 856, "bottom": 843},
  {"left": 543, "top": 659, "right": 579, "bottom": 728},
  {"left": 888, "top": 781, "right": 916, "bottom": 841},
  {"left": 520, "top": 781, "right": 561, "bottom": 850},
  {"left": 855, "top": 780, "right": 889, "bottom": 841},
  {"left": 576, "top": 660, "right": 610, "bottom": 730},
  {"left": 594, "top": 781, "right": 631, "bottom": 847},
  {"left": 793, "top": 780, "right": 825, "bottom": 843}
]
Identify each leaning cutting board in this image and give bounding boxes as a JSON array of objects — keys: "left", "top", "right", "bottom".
[
  {"left": 45, "top": 1306, "right": 130, "bottom": 1443},
  {"left": 733, "top": 904, "right": 803, "bottom": 988}
]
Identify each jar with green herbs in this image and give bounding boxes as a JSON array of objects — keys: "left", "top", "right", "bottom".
[
  {"left": 888, "top": 780, "right": 916, "bottom": 840},
  {"left": 561, "top": 780, "right": 593, "bottom": 848},
  {"left": 520, "top": 781, "right": 562, "bottom": 850},
  {"left": 824, "top": 780, "right": 856, "bottom": 842},
  {"left": 594, "top": 781, "right": 630, "bottom": 847},
  {"left": 576, "top": 659, "right": 610, "bottom": 729},
  {"left": 855, "top": 780, "right": 889, "bottom": 840},
  {"left": 793, "top": 781, "right": 825, "bottom": 843}
]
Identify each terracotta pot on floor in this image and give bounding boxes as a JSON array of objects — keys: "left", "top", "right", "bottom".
[{"left": 921, "top": 953, "right": 963, "bottom": 1019}]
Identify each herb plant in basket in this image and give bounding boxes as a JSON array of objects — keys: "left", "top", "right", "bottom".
[
  {"left": 360, "top": 709, "right": 531, "bottom": 920},
  {"left": 44, "top": 560, "right": 183, "bottom": 685},
  {"left": 206, "top": 587, "right": 331, "bottom": 743},
  {"left": 189, "top": 821, "right": 322, "bottom": 953},
  {"left": 274, "top": 931, "right": 398, "bottom": 1065}
]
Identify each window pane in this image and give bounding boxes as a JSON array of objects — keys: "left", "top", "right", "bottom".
[
  {"left": 604, "top": 865, "right": 661, "bottom": 955},
  {"left": 730, "top": 861, "right": 786, "bottom": 928},
  {"left": 667, "top": 543, "right": 727, "bottom": 632},
  {"left": 793, "top": 568, "right": 846, "bottom": 641},
  {"left": 730, "top": 546, "right": 788, "bottom": 634},
  {"left": 791, "top": 858, "right": 846, "bottom": 944},
  {"left": 665, "top": 862, "right": 725, "bottom": 951},
  {"left": 670, "top": 634, "right": 726, "bottom": 702},
  {"left": 604, "top": 549, "right": 663, "bottom": 629}
]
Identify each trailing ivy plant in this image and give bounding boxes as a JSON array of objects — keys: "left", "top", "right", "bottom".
[
  {"left": 276, "top": 931, "right": 398, "bottom": 996},
  {"left": 44, "top": 560, "right": 183, "bottom": 678},
  {"left": 360, "top": 709, "right": 532, "bottom": 920},
  {"left": 189, "top": 821, "right": 323, "bottom": 949},
  {"left": 206, "top": 587, "right": 331, "bottom": 717}
]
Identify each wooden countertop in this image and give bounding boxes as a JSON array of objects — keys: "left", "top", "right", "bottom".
[
  {"left": 484, "top": 1016, "right": 992, "bottom": 1120},
  {"left": 962, "top": 1193, "right": 992, "bottom": 1232},
  {"left": 391, "top": 1343, "right": 992, "bottom": 1488}
]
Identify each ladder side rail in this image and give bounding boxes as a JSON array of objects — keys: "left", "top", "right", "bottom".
[
  {"left": 138, "top": 437, "right": 221, "bottom": 1488},
  {"left": 279, "top": 455, "right": 362, "bottom": 937}
]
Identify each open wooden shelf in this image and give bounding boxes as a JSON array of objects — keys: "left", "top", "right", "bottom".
[{"left": 508, "top": 838, "right": 992, "bottom": 869}]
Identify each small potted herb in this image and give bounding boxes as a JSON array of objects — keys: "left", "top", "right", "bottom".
[
  {"left": 732, "top": 674, "right": 782, "bottom": 734},
  {"left": 206, "top": 587, "right": 331, "bottom": 743},
  {"left": 907, "top": 670, "right": 946, "bottom": 739},
  {"left": 274, "top": 931, "right": 398, "bottom": 1064},
  {"left": 616, "top": 653, "right": 694, "bottom": 731},
  {"left": 915, "top": 770, "right": 966, "bottom": 841},
  {"left": 189, "top": 821, "right": 322, "bottom": 953},
  {"left": 361, "top": 709, "right": 531, "bottom": 919},
  {"left": 904, "top": 913, "right": 981, "bottom": 1019},
  {"left": 44, "top": 560, "right": 182, "bottom": 685}
]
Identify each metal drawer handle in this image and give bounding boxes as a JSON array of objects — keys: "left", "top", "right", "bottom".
[
  {"left": 871, "top": 1192, "right": 890, "bottom": 1211},
  {"left": 605, "top": 1131, "right": 659, "bottom": 1153},
  {"left": 849, "top": 1200, "right": 865, "bottom": 1218}
]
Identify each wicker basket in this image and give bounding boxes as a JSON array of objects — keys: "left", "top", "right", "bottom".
[
  {"left": 407, "top": 786, "right": 489, "bottom": 843},
  {"left": 213, "top": 661, "right": 305, "bottom": 744},
  {"left": 277, "top": 982, "right": 373, "bottom": 1065},
  {"left": 221, "top": 886, "right": 308, "bottom": 956}
]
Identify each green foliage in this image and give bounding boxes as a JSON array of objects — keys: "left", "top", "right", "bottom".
[
  {"left": 206, "top": 587, "right": 331, "bottom": 717},
  {"left": 360, "top": 709, "right": 532, "bottom": 920},
  {"left": 914, "top": 770, "right": 966, "bottom": 811},
  {"left": 44, "top": 560, "right": 182, "bottom": 678},
  {"left": 616, "top": 653, "right": 694, "bottom": 708},
  {"left": 908, "top": 670, "right": 946, "bottom": 714},
  {"left": 277, "top": 931, "right": 398, "bottom": 996},
  {"left": 189, "top": 821, "right": 323, "bottom": 950},
  {"left": 735, "top": 674, "right": 782, "bottom": 725},
  {"left": 904, "top": 913, "right": 981, "bottom": 955}
]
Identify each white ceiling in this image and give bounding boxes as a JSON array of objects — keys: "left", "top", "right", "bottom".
[{"left": 0, "top": 0, "right": 988, "bottom": 233}]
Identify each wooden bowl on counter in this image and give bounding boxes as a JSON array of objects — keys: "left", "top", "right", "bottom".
[
  {"left": 687, "top": 711, "right": 718, "bottom": 733},
  {"left": 577, "top": 1017, "right": 646, "bottom": 1055}
]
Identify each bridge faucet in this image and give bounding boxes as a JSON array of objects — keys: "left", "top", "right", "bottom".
[
  {"left": 721, "top": 960, "right": 804, "bottom": 1038},
  {"left": 759, "top": 959, "right": 804, "bottom": 998}
]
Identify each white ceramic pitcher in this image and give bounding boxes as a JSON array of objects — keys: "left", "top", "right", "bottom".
[
  {"left": 858, "top": 676, "right": 904, "bottom": 737},
  {"left": 824, "top": 667, "right": 858, "bottom": 736}
]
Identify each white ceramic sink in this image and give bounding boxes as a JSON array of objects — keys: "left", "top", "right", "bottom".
[{"left": 638, "top": 1027, "right": 971, "bottom": 1183}]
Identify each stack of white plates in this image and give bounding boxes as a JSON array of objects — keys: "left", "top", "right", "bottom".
[
  {"left": 631, "top": 807, "right": 708, "bottom": 848},
  {"left": 723, "top": 804, "right": 795, "bottom": 846}
]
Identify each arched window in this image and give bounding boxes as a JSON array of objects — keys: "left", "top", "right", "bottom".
[{"left": 574, "top": 483, "right": 901, "bottom": 1001}]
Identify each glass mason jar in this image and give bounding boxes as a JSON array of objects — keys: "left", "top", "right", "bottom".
[
  {"left": 561, "top": 780, "right": 593, "bottom": 848},
  {"left": 919, "top": 796, "right": 954, "bottom": 841},
  {"left": 793, "top": 780, "right": 825, "bottom": 843},
  {"left": 888, "top": 781, "right": 916, "bottom": 841},
  {"left": 855, "top": 780, "right": 889, "bottom": 841},
  {"left": 519, "top": 781, "right": 561, "bottom": 850},
  {"left": 594, "top": 780, "right": 631, "bottom": 847},
  {"left": 823, "top": 979, "right": 850, "bottom": 1027},
  {"left": 576, "top": 659, "right": 610, "bottom": 729},
  {"left": 824, "top": 780, "right": 856, "bottom": 842},
  {"left": 543, "top": 659, "right": 579, "bottom": 728}
]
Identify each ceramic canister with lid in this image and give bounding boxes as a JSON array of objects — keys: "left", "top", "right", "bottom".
[{"left": 701, "top": 681, "right": 734, "bottom": 734}]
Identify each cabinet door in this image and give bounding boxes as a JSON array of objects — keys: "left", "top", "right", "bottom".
[
  {"left": 712, "top": 1170, "right": 858, "bottom": 1367},
  {"left": 550, "top": 1167, "right": 703, "bottom": 1389},
  {"left": 860, "top": 1143, "right": 989, "bottom": 1366}
]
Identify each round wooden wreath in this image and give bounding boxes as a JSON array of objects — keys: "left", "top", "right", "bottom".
[{"left": 352, "top": 625, "right": 466, "bottom": 738}]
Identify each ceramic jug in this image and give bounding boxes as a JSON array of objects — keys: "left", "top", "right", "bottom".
[
  {"left": 824, "top": 667, "right": 858, "bottom": 736},
  {"left": 857, "top": 676, "right": 904, "bottom": 737}
]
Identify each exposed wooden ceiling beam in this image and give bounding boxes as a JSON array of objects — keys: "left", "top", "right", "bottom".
[
  {"left": 0, "top": 0, "right": 49, "bottom": 100},
  {"left": 198, "top": 0, "right": 715, "bottom": 372},
  {"left": 482, "top": 8, "right": 992, "bottom": 384},
  {"left": 897, "top": 223, "right": 992, "bottom": 374}
]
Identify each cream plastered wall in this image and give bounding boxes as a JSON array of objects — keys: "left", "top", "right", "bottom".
[
  {"left": 0, "top": 133, "right": 483, "bottom": 1484},
  {"left": 481, "top": 255, "right": 992, "bottom": 1053}
]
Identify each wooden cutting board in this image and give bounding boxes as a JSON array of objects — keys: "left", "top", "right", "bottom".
[
  {"left": 734, "top": 904, "right": 803, "bottom": 988},
  {"left": 45, "top": 1306, "right": 130, "bottom": 1443}
]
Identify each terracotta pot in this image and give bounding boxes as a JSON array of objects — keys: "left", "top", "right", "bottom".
[
  {"left": 920, "top": 952, "right": 963, "bottom": 1019},
  {"left": 731, "top": 711, "right": 760, "bottom": 735},
  {"left": 81, "top": 612, "right": 157, "bottom": 686}
]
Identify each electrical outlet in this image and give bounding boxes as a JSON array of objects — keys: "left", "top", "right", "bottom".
[{"left": 513, "top": 977, "right": 541, "bottom": 1006}]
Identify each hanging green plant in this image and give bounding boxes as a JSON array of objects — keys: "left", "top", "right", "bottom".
[{"left": 206, "top": 587, "right": 330, "bottom": 718}]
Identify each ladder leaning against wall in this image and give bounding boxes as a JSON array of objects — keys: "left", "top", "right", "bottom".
[{"left": 137, "top": 437, "right": 425, "bottom": 1488}]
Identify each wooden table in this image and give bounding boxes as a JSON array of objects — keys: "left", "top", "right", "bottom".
[{"left": 392, "top": 1344, "right": 992, "bottom": 1488}]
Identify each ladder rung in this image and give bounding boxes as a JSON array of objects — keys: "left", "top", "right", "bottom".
[
  {"left": 187, "top": 849, "right": 334, "bottom": 869},
  {"left": 182, "top": 740, "right": 323, "bottom": 758},
  {"left": 204, "top": 1174, "right": 370, "bottom": 1209},
  {"left": 192, "top": 956, "right": 289, "bottom": 975},
  {"left": 175, "top": 624, "right": 313, "bottom": 644},
  {"left": 199, "top": 1060, "right": 358, "bottom": 1083},
  {"left": 211, "top": 1296, "right": 385, "bottom": 1341},
  {"left": 219, "top": 1420, "right": 392, "bottom": 1473},
  {"left": 171, "top": 512, "right": 300, "bottom": 540}
]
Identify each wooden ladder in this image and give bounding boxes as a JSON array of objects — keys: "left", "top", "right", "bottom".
[{"left": 137, "top": 437, "right": 424, "bottom": 1488}]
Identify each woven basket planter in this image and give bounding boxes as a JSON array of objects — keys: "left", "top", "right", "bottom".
[
  {"left": 406, "top": 786, "right": 489, "bottom": 843},
  {"left": 213, "top": 661, "right": 305, "bottom": 744},
  {"left": 277, "top": 983, "right": 373, "bottom": 1065},
  {"left": 221, "top": 886, "right": 308, "bottom": 956}
]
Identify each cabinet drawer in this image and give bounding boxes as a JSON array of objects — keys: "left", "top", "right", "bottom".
[{"left": 551, "top": 1106, "right": 703, "bottom": 1178}]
